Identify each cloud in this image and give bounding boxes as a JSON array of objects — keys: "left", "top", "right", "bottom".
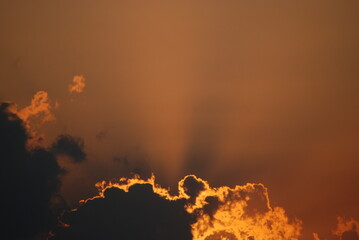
[
  {"left": 335, "top": 217, "right": 359, "bottom": 240},
  {"left": 52, "top": 174, "right": 302, "bottom": 240},
  {"left": 69, "top": 75, "right": 86, "bottom": 93},
  {"left": 51, "top": 179, "right": 194, "bottom": 240},
  {"left": 16, "top": 91, "right": 55, "bottom": 123},
  {"left": 5, "top": 91, "right": 56, "bottom": 147},
  {"left": 180, "top": 176, "right": 302, "bottom": 240},
  {"left": 0, "top": 102, "right": 65, "bottom": 240},
  {"left": 312, "top": 233, "right": 320, "bottom": 240},
  {"left": 313, "top": 217, "right": 359, "bottom": 240},
  {"left": 181, "top": 175, "right": 206, "bottom": 204},
  {"left": 51, "top": 134, "right": 86, "bottom": 163}
]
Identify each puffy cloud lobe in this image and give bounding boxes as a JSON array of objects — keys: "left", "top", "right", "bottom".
[
  {"left": 0, "top": 103, "right": 64, "bottom": 240},
  {"left": 69, "top": 75, "right": 86, "bottom": 93},
  {"left": 184, "top": 178, "right": 302, "bottom": 240},
  {"left": 181, "top": 175, "right": 206, "bottom": 204},
  {"left": 51, "top": 134, "right": 86, "bottom": 163},
  {"left": 52, "top": 175, "right": 302, "bottom": 240}
]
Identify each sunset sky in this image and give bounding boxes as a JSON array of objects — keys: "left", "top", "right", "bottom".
[{"left": 1, "top": 1, "right": 359, "bottom": 240}]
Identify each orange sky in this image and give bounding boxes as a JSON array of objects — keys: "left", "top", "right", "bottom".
[{"left": 1, "top": 1, "right": 359, "bottom": 239}]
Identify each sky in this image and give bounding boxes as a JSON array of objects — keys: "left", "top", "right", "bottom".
[{"left": 1, "top": 1, "right": 359, "bottom": 240}]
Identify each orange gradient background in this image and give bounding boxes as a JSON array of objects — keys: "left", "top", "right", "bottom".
[{"left": 1, "top": 1, "right": 359, "bottom": 239}]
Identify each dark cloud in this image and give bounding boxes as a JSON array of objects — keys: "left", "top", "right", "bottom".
[
  {"left": 0, "top": 102, "right": 65, "bottom": 240},
  {"left": 51, "top": 134, "right": 86, "bottom": 163},
  {"left": 181, "top": 175, "right": 206, "bottom": 203},
  {"left": 51, "top": 183, "right": 194, "bottom": 240},
  {"left": 95, "top": 130, "right": 107, "bottom": 140}
]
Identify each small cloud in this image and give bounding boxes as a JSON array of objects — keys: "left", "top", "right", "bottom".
[
  {"left": 312, "top": 233, "right": 320, "bottom": 240},
  {"left": 17, "top": 90, "right": 55, "bottom": 123},
  {"left": 69, "top": 75, "right": 86, "bottom": 93},
  {"left": 95, "top": 130, "right": 107, "bottom": 140},
  {"left": 51, "top": 134, "right": 86, "bottom": 163}
]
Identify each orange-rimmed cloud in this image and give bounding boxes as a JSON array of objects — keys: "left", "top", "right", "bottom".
[
  {"left": 69, "top": 75, "right": 86, "bottom": 93},
  {"left": 54, "top": 174, "right": 302, "bottom": 240},
  {"left": 180, "top": 176, "right": 302, "bottom": 240},
  {"left": 7, "top": 91, "right": 55, "bottom": 145},
  {"left": 17, "top": 90, "right": 55, "bottom": 123}
]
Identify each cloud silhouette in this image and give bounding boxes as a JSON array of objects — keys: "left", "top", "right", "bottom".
[
  {"left": 0, "top": 102, "right": 65, "bottom": 240},
  {"left": 51, "top": 174, "right": 302, "bottom": 240},
  {"left": 51, "top": 183, "right": 194, "bottom": 240}
]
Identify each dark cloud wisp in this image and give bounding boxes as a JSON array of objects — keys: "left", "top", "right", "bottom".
[{"left": 51, "top": 134, "right": 86, "bottom": 163}]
